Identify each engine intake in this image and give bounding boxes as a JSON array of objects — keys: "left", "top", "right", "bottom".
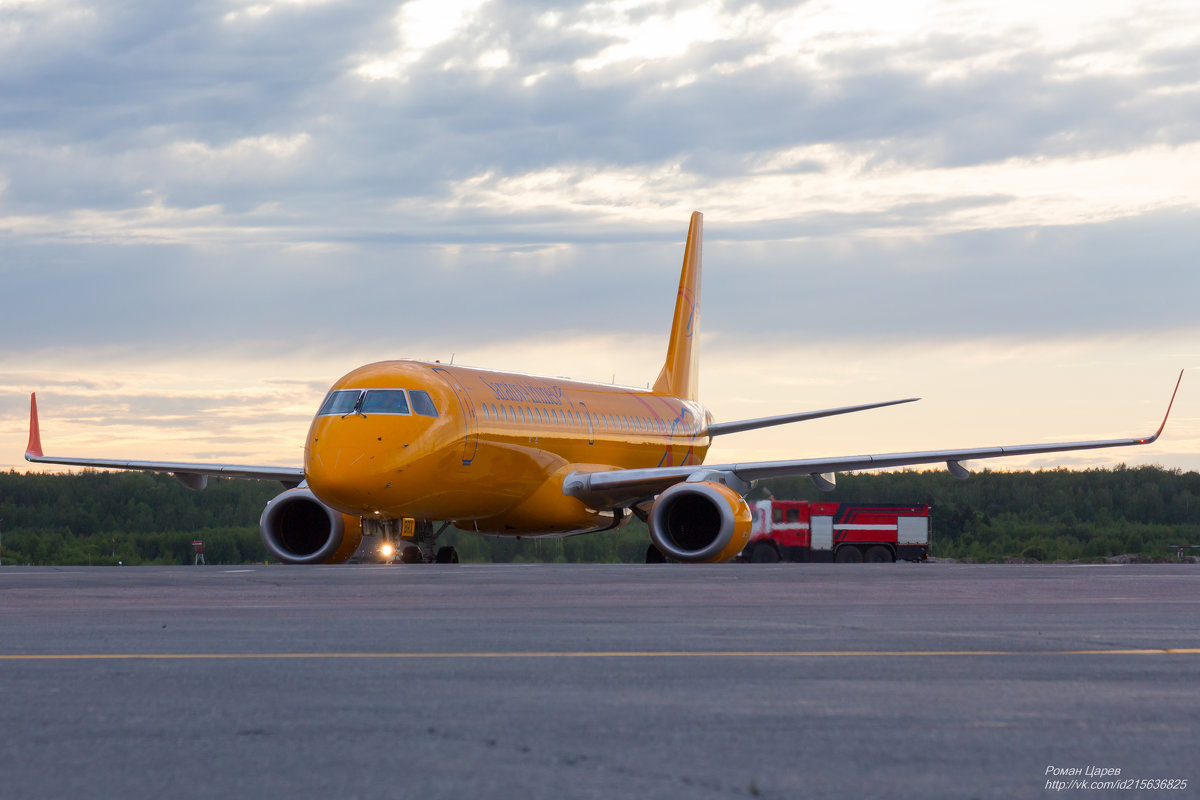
[
  {"left": 259, "top": 488, "right": 363, "bottom": 564},
  {"left": 648, "top": 481, "right": 753, "bottom": 563}
]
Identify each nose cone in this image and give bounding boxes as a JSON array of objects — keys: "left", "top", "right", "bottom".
[
  {"left": 305, "top": 448, "right": 370, "bottom": 515},
  {"left": 305, "top": 416, "right": 393, "bottom": 515}
]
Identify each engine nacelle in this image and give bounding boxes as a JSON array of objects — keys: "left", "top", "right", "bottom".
[
  {"left": 648, "top": 481, "right": 753, "bottom": 563},
  {"left": 259, "top": 488, "right": 364, "bottom": 564}
]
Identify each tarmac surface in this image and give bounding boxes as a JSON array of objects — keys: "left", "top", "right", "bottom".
[{"left": 1, "top": 562, "right": 1198, "bottom": 799}]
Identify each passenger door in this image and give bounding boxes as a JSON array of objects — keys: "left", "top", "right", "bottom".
[{"left": 431, "top": 367, "right": 478, "bottom": 465}]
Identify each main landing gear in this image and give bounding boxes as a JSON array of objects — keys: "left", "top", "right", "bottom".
[{"left": 405, "top": 521, "right": 459, "bottom": 563}]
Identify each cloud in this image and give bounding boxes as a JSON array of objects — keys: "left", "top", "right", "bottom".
[{"left": 2, "top": 0, "right": 1200, "bottom": 470}]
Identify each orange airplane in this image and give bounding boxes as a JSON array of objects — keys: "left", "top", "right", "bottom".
[{"left": 25, "top": 212, "right": 1181, "bottom": 564}]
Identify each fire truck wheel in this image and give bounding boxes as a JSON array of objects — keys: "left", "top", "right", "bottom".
[
  {"left": 835, "top": 545, "right": 863, "bottom": 563},
  {"left": 750, "top": 542, "right": 781, "bottom": 563},
  {"left": 864, "top": 545, "right": 893, "bottom": 563}
]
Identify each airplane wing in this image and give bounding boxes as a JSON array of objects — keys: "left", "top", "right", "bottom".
[
  {"left": 706, "top": 397, "right": 919, "bottom": 436},
  {"left": 23, "top": 393, "right": 305, "bottom": 489},
  {"left": 564, "top": 371, "right": 1183, "bottom": 509}
]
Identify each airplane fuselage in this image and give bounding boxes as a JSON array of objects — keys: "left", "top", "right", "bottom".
[{"left": 304, "top": 359, "right": 712, "bottom": 533}]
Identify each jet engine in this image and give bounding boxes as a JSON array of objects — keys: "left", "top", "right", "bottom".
[
  {"left": 259, "top": 487, "right": 363, "bottom": 564},
  {"left": 647, "top": 481, "right": 753, "bottom": 563}
]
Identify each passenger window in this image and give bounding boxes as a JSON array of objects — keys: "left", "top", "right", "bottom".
[
  {"left": 318, "top": 389, "right": 362, "bottom": 416},
  {"left": 773, "top": 508, "right": 783, "bottom": 523},
  {"left": 499, "top": 405, "right": 507, "bottom": 421},
  {"left": 410, "top": 390, "right": 438, "bottom": 417},
  {"left": 481, "top": 403, "right": 490, "bottom": 420},
  {"left": 361, "top": 390, "right": 410, "bottom": 415},
  {"left": 786, "top": 508, "right": 800, "bottom": 523}
]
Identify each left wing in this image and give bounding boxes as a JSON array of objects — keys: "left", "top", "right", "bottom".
[
  {"left": 706, "top": 397, "right": 919, "bottom": 436},
  {"left": 24, "top": 393, "right": 305, "bottom": 489},
  {"left": 564, "top": 372, "right": 1183, "bottom": 509}
]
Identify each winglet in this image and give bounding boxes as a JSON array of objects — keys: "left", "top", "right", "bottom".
[
  {"left": 1143, "top": 370, "right": 1183, "bottom": 444},
  {"left": 26, "top": 392, "right": 44, "bottom": 459}
]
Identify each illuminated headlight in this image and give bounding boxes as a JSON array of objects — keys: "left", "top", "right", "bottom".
[{"left": 380, "top": 543, "right": 395, "bottom": 559}]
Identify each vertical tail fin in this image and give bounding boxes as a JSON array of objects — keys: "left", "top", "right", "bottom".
[{"left": 652, "top": 211, "right": 702, "bottom": 401}]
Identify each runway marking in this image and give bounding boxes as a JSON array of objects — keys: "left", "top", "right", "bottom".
[{"left": 2, "top": 649, "right": 1199, "bottom": 661}]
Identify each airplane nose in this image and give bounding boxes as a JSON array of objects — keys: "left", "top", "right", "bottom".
[{"left": 305, "top": 445, "right": 375, "bottom": 514}]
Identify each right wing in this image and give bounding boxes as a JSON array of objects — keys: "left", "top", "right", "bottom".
[
  {"left": 565, "top": 371, "right": 1183, "bottom": 509},
  {"left": 24, "top": 393, "right": 305, "bottom": 489}
]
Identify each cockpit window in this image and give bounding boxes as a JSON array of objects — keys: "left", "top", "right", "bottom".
[
  {"left": 410, "top": 390, "right": 438, "bottom": 417},
  {"left": 361, "top": 390, "right": 411, "bottom": 415},
  {"left": 318, "top": 390, "right": 362, "bottom": 416}
]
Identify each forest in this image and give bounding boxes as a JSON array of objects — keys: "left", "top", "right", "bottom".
[{"left": 1, "top": 465, "right": 1198, "bottom": 565}]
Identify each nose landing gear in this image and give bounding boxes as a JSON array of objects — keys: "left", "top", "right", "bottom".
[{"left": 364, "top": 517, "right": 458, "bottom": 564}]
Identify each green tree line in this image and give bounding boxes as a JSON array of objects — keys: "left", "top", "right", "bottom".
[
  {"left": 2, "top": 466, "right": 1198, "bottom": 565},
  {"left": 0, "top": 470, "right": 276, "bottom": 565}
]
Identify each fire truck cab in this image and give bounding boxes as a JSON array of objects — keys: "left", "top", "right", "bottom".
[{"left": 741, "top": 499, "right": 930, "bottom": 563}]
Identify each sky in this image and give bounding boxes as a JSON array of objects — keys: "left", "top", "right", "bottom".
[{"left": 2, "top": 0, "right": 1200, "bottom": 477}]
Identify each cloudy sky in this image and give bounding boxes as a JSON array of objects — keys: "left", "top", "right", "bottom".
[{"left": 2, "top": 0, "right": 1199, "bottom": 476}]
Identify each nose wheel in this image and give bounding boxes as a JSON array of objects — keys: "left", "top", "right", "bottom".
[{"left": 366, "top": 518, "right": 458, "bottom": 564}]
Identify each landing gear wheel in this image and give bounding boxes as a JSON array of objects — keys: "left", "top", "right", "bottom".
[
  {"left": 399, "top": 545, "right": 422, "bottom": 564},
  {"left": 750, "top": 542, "right": 781, "bottom": 563},
  {"left": 864, "top": 545, "right": 893, "bottom": 563},
  {"left": 835, "top": 545, "right": 863, "bottom": 563},
  {"left": 435, "top": 546, "right": 459, "bottom": 564},
  {"left": 645, "top": 544, "right": 667, "bottom": 563}
]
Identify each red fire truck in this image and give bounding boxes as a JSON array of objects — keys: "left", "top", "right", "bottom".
[{"left": 740, "top": 499, "right": 930, "bottom": 563}]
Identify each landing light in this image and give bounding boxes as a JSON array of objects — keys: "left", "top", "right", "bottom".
[{"left": 380, "top": 543, "right": 395, "bottom": 559}]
